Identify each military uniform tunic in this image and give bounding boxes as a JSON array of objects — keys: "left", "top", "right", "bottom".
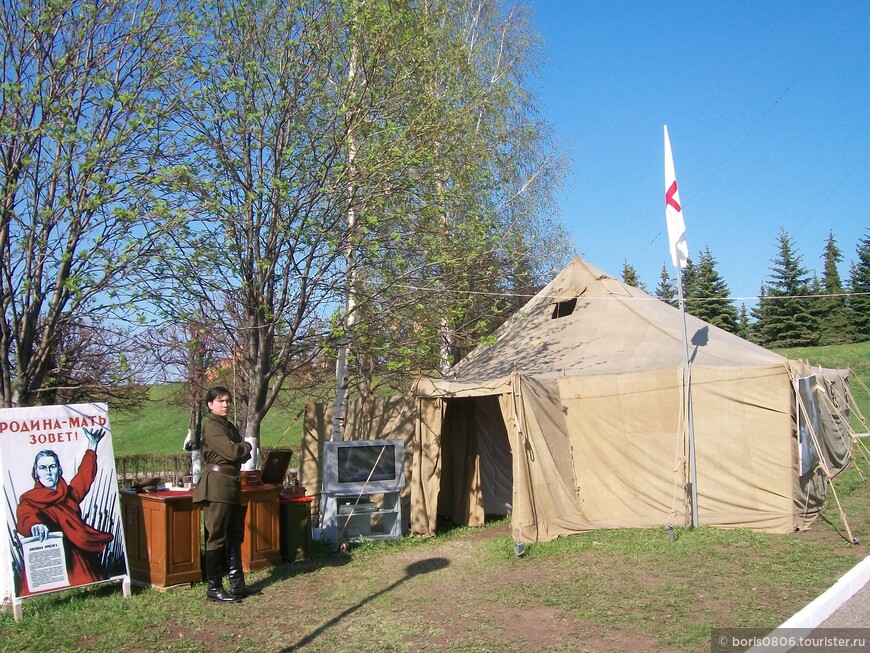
[{"left": 193, "top": 414, "right": 252, "bottom": 549}]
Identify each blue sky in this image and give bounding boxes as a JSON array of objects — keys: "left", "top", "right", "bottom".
[{"left": 527, "top": 1, "right": 869, "bottom": 305}]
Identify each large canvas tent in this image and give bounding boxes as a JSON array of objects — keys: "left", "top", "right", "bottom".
[{"left": 302, "top": 256, "right": 852, "bottom": 543}]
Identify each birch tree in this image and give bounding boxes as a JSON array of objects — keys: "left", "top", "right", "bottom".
[{"left": 340, "top": 0, "right": 570, "bottom": 390}]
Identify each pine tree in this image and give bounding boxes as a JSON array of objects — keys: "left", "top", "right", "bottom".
[
  {"left": 814, "top": 231, "right": 853, "bottom": 344},
  {"left": 683, "top": 248, "right": 739, "bottom": 333},
  {"left": 680, "top": 256, "right": 697, "bottom": 301},
  {"left": 751, "top": 229, "right": 819, "bottom": 347},
  {"left": 747, "top": 285, "right": 766, "bottom": 345},
  {"left": 621, "top": 260, "right": 646, "bottom": 291},
  {"left": 848, "top": 228, "right": 870, "bottom": 341},
  {"left": 655, "top": 263, "right": 678, "bottom": 307}
]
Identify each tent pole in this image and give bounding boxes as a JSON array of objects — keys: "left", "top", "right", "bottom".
[
  {"left": 676, "top": 266, "right": 699, "bottom": 528},
  {"left": 511, "top": 370, "right": 527, "bottom": 556}
]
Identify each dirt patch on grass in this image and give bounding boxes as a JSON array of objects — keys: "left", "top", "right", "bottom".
[{"left": 147, "top": 498, "right": 868, "bottom": 653}]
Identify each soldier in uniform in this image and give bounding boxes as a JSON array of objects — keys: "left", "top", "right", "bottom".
[{"left": 192, "top": 386, "right": 258, "bottom": 602}]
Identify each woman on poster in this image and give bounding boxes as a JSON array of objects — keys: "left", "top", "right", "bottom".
[{"left": 16, "top": 427, "right": 114, "bottom": 595}]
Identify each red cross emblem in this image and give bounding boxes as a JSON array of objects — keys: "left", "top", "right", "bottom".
[{"left": 666, "top": 181, "right": 681, "bottom": 212}]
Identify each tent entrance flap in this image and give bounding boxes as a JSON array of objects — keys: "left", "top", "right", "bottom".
[{"left": 438, "top": 396, "right": 513, "bottom": 527}]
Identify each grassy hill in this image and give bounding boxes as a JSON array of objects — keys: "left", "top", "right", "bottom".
[
  {"left": 109, "top": 341, "right": 870, "bottom": 456},
  {"left": 109, "top": 383, "right": 309, "bottom": 456}
]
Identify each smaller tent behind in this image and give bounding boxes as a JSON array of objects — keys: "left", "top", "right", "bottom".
[{"left": 302, "top": 257, "right": 853, "bottom": 543}]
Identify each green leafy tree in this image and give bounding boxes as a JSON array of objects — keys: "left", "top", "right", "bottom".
[
  {"left": 339, "top": 0, "right": 570, "bottom": 383},
  {"left": 425, "top": 0, "right": 571, "bottom": 368},
  {"left": 152, "top": 0, "right": 569, "bottom": 456},
  {"left": 153, "top": 0, "right": 367, "bottom": 456},
  {"left": 752, "top": 229, "right": 819, "bottom": 347},
  {"left": 142, "top": 306, "right": 231, "bottom": 448},
  {"left": 848, "top": 228, "right": 870, "bottom": 341},
  {"left": 0, "top": 0, "right": 188, "bottom": 407}
]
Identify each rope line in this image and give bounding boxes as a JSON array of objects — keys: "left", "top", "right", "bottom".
[{"left": 390, "top": 282, "right": 870, "bottom": 304}]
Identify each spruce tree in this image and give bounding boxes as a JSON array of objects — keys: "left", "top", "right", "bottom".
[
  {"left": 737, "top": 303, "right": 752, "bottom": 340},
  {"left": 814, "top": 231, "right": 853, "bottom": 344},
  {"left": 684, "top": 248, "right": 739, "bottom": 333},
  {"left": 655, "top": 263, "right": 678, "bottom": 307},
  {"left": 680, "top": 256, "right": 697, "bottom": 301},
  {"left": 848, "top": 228, "right": 870, "bottom": 341},
  {"left": 751, "top": 229, "right": 819, "bottom": 347},
  {"left": 747, "top": 285, "right": 767, "bottom": 345},
  {"left": 621, "top": 260, "right": 646, "bottom": 291}
]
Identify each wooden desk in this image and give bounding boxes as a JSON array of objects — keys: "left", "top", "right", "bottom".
[
  {"left": 121, "top": 484, "right": 282, "bottom": 587},
  {"left": 121, "top": 489, "right": 201, "bottom": 589},
  {"left": 240, "top": 484, "right": 282, "bottom": 572}
]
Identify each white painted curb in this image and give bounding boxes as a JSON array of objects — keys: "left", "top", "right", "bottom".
[
  {"left": 746, "top": 554, "right": 870, "bottom": 652},
  {"left": 779, "top": 554, "right": 870, "bottom": 629}
]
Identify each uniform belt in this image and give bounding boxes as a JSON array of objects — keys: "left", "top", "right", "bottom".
[{"left": 206, "top": 463, "right": 239, "bottom": 477}]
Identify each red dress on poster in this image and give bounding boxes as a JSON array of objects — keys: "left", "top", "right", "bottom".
[{"left": 16, "top": 449, "right": 114, "bottom": 595}]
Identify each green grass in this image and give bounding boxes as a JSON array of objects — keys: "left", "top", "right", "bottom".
[
  {"left": 775, "top": 340, "right": 870, "bottom": 377},
  {"left": 3, "top": 470, "right": 869, "bottom": 652}
]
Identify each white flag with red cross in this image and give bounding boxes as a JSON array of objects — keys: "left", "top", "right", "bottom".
[{"left": 664, "top": 125, "right": 689, "bottom": 269}]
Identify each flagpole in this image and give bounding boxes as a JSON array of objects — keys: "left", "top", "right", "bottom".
[
  {"left": 664, "top": 125, "right": 699, "bottom": 529},
  {"left": 675, "top": 264, "right": 698, "bottom": 528}
]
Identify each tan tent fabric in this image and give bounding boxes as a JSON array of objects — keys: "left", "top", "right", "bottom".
[
  {"left": 411, "top": 257, "right": 806, "bottom": 540},
  {"left": 559, "top": 367, "right": 689, "bottom": 530},
  {"left": 690, "top": 364, "right": 795, "bottom": 532},
  {"left": 510, "top": 374, "right": 599, "bottom": 541},
  {"left": 441, "top": 257, "right": 783, "bottom": 382},
  {"left": 303, "top": 256, "right": 852, "bottom": 544},
  {"left": 410, "top": 396, "right": 443, "bottom": 535}
]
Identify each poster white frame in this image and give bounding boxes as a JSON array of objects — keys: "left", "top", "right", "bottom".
[{"left": 0, "top": 402, "right": 131, "bottom": 618}]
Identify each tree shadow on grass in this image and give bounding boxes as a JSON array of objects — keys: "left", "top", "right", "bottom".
[{"left": 277, "top": 557, "right": 450, "bottom": 652}]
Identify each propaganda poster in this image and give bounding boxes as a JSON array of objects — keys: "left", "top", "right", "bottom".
[{"left": 0, "top": 403, "right": 128, "bottom": 600}]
